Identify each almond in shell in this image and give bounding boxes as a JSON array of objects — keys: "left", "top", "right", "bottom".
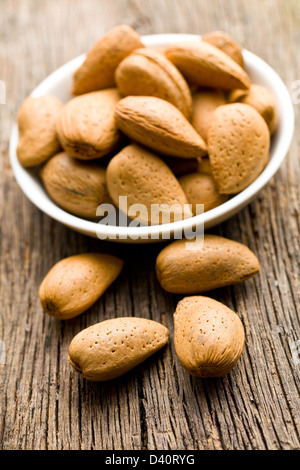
[
  {"left": 165, "top": 41, "right": 250, "bottom": 90},
  {"left": 202, "top": 31, "right": 244, "bottom": 67},
  {"left": 17, "top": 95, "right": 62, "bottom": 167},
  {"left": 156, "top": 235, "right": 260, "bottom": 294},
  {"left": 106, "top": 144, "right": 192, "bottom": 225},
  {"left": 72, "top": 25, "right": 144, "bottom": 95},
  {"left": 115, "top": 96, "right": 207, "bottom": 159},
  {"left": 228, "top": 84, "right": 278, "bottom": 135},
  {"left": 192, "top": 89, "right": 227, "bottom": 142},
  {"left": 68, "top": 317, "right": 169, "bottom": 381},
  {"left": 40, "top": 152, "right": 112, "bottom": 218},
  {"left": 179, "top": 172, "right": 228, "bottom": 214},
  {"left": 115, "top": 47, "right": 192, "bottom": 118},
  {"left": 39, "top": 253, "right": 123, "bottom": 320},
  {"left": 207, "top": 103, "right": 270, "bottom": 194},
  {"left": 56, "top": 89, "right": 122, "bottom": 160},
  {"left": 174, "top": 296, "right": 245, "bottom": 377}
]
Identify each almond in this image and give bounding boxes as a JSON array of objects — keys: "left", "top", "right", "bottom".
[
  {"left": 40, "top": 152, "right": 112, "bottom": 218},
  {"left": 17, "top": 95, "right": 62, "bottom": 167},
  {"left": 115, "top": 48, "right": 192, "bottom": 118},
  {"left": 174, "top": 296, "right": 245, "bottom": 377},
  {"left": 156, "top": 235, "right": 260, "bottom": 294},
  {"left": 39, "top": 253, "right": 123, "bottom": 320},
  {"left": 106, "top": 144, "right": 192, "bottom": 225},
  {"left": 165, "top": 41, "right": 250, "bottom": 90},
  {"left": 192, "top": 89, "right": 227, "bottom": 142},
  {"left": 228, "top": 84, "right": 278, "bottom": 135},
  {"left": 56, "top": 89, "right": 122, "bottom": 160},
  {"left": 72, "top": 25, "right": 144, "bottom": 95},
  {"left": 115, "top": 96, "right": 207, "bottom": 158},
  {"left": 178, "top": 172, "right": 228, "bottom": 215},
  {"left": 202, "top": 31, "right": 244, "bottom": 67},
  {"left": 68, "top": 317, "right": 169, "bottom": 381},
  {"left": 207, "top": 103, "right": 270, "bottom": 194}
]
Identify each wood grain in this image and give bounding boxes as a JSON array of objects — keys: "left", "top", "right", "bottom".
[{"left": 0, "top": 0, "right": 299, "bottom": 450}]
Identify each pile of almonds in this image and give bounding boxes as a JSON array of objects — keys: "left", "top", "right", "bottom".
[
  {"left": 16, "top": 25, "right": 276, "bottom": 380},
  {"left": 17, "top": 25, "right": 277, "bottom": 223},
  {"left": 39, "top": 235, "right": 259, "bottom": 380}
]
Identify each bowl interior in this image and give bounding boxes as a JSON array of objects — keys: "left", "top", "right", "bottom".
[{"left": 9, "top": 34, "right": 295, "bottom": 242}]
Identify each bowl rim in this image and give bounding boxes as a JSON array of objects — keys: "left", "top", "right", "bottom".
[{"left": 9, "top": 33, "right": 295, "bottom": 240}]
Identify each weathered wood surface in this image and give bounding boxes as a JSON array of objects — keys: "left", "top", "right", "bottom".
[{"left": 0, "top": 0, "right": 299, "bottom": 450}]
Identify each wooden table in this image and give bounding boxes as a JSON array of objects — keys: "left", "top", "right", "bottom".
[{"left": 0, "top": 0, "right": 299, "bottom": 450}]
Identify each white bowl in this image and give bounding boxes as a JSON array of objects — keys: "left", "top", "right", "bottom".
[{"left": 9, "top": 34, "right": 295, "bottom": 243}]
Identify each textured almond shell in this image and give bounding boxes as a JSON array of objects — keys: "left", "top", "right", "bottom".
[
  {"left": 156, "top": 235, "right": 260, "bottom": 294},
  {"left": 40, "top": 152, "right": 112, "bottom": 218},
  {"left": 207, "top": 103, "right": 270, "bottom": 194},
  {"left": 192, "top": 90, "right": 227, "bottom": 142},
  {"left": 115, "top": 47, "right": 192, "bottom": 118},
  {"left": 56, "top": 89, "right": 122, "bottom": 160},
  {"left": 174, "top": 296, "right": 245, "bottom": 377},
  {"left": 72, "top": 25, "right": 144, "bottom": 95},
  {"left": 68, "top": 317, "right": 169, "bottom": 381},
  {"left": 228, "top": 84, "right": 278, "bottom": 135},
  {"left": 106, "top": 144, "right": 192, "bottom": 225},
  {"left": 39, "top": 253, "right": 123, "bottom": 320},
  {"left": 202, "top": 31, "right": 244, "bottom": 67},
  {"left": 115, "top": 96, "right": 207, "bottom": 158},
  {"left": 165, "top": 41, "right": 250, "bottom": 90},
  {"left": 179, "top": 172, "right": 228, "bottom": 215},
  {"left": 17, "top": 95, "right": 62, "bottom": 167}
]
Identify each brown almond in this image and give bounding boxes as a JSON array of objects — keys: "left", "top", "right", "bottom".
[
  {"left": 192, "top": 89, "right": 227, "bottom": 142},
  {"left": 56, "top": 89, "right": 122, "bottom": 160},
  {"left": 115, "top": 48, "right": 192, "bottom": 118},
  {"left": 115, "top": 96, "right": 207, "bottom": 159},
  {"left": 179, "top": 172, "right": 228, "bottom": 215},
  {"left": 106, "top": 144, "right": 192, "bottom": 225},
  {"left": 40, "top": 152, "right": 112, "bottom": 218},
  {"left": 72, "top": 25, "right": 144, "bottom": 95},
  {"left": 207, "top": 103, "right": 270, "bottom": 194},
  {"left": 156, "top": 235, "right": 260, "bottom": 294},
  {"left": 174, "top": 296, "right": 245, "bottom": 377},
  {"left": 202, "top": 31, "right": 244, "bottom": 67},
  {"left": 165, "top": 41, "right": 250, "bottom": 90},
  {"left": 39, "top": 253, "right": 123, "bottom": 320},
  {"left": 68, "top": 317, "right": 169, "bottom": 381},
  {"left": 228, "top": 84, "right": 278, "bottom": 135},
  {"left": 17, "top": 95, "right": 62, "bottom": 167}
]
